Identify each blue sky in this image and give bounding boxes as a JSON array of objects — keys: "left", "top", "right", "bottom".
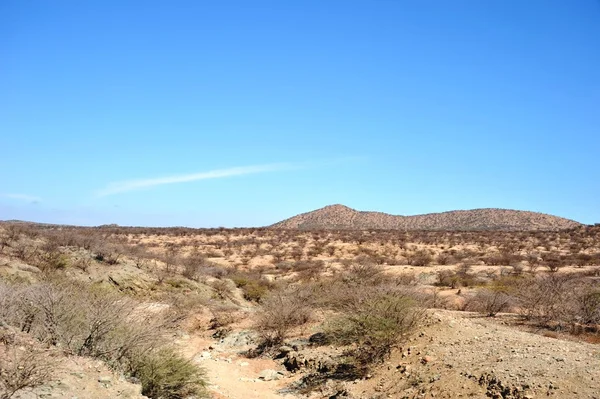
[{"left": 1, "top": 0, "right": 599, "bottom": 227}]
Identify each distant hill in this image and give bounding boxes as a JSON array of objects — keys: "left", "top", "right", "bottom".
[{"left": 270, "top": 204, "right": 582, "bottom": 231}]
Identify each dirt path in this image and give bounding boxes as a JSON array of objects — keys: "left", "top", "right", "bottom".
[{"left": 178, "top": 332, "right": 301, "bottom": 399}]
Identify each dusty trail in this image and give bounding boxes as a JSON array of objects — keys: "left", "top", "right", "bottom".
[{"left": 178, "top": 332, "right": 300, "bottom": 399}]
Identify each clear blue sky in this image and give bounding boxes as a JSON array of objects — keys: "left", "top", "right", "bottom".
[{"left": 1, "top": 0, "right": 599, "bottom": 227}]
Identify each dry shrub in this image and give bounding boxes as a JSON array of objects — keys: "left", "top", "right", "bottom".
[
  {"left": 0, "top": 280, "right": 207, "bottom": 399},
  {"left": 279, "top": 263, "right": 424, "bottom": 374},
  {"left": 12, "top": 240, "right": 33, "bottom": 262},
  {"left": 298, "top": 263, "right": 410, "bottom": 313},
  {"left": 575, "top": 289, "right": 600, "bottom": 325},
  {"left": 465, "top": 282, "right": 514, "bottom": 317},
  {"left": 436, "top": 252, "right": 455, "bottom": 265},
  {"left": 181, "top": 253, "right": 209, "bottom": 281},
  {"left": 93, "top": 242, "right": 122, "bottom": 265},
  {"left": 274, "top": 261, "right": 294, "bottom": 272},
  {"left": 0, "top": 346, "right": 53, "bottom": 399},
  {"left": 512, "top": 275, "right": 574, "bottom": 325},
  {"left": 72, "top": 256, "right": 92, "bottom": 272},
  {"left": 484, "top": 251, "right": 520, "bottom": 266},
  {"left": 435, "top": 270, "right": 460, "bottom": 289},
  {"left": 542, "top": 255, "right": 566, "bottom": 272},
  {"left": 210, "top": 279, "right": 233, "bottom": 300},
  {"left": 208, "top": 305, "right": 238, "bottom": 331},
  {"left": 1, "top": 281, "right": 165, "bottom": 360},
  {"left": 254, "top": 290, "right": 313, "bottom": 347},
  {"left": 509, "top": 274, "right": 600, "bottom": 331},
  {"left": 163, "top": 290, "right": 211, "bottom": 326},
  {"left": 345, "top": 262, "right": 384, "bottom": 285},
  {"left": 127, "top": 245, "right": 152, "bottom": 269},
  {"left": 291, "top": 260, "right": 325, "bottom": 281},
  {"left": 393, "top": 272, "right": 418, "bottom": 286},
  {"left": 408, "top": 250, "right": 433, "bottom": 266},
  {"left": 436, "top": 264, "right": 479, "bottom": 288}
]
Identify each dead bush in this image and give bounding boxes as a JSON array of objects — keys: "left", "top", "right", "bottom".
[
  {"left": 436, "top": 252, "right": 455, "bottom": 265},
  {"left": 0, "top": 347, "right": 53, "bottom": 399},
  {"left": 181, "top": 252, "right": 225, "bottom": 281},
  {"left": 208, "top": 305, "right": 238, "bottom": 331},
  {"left": 575, "top": 289, "right": 600, "bottom": 325},
  {"left": 345, "top": 262, "right": 385, "bottom": 285},
  {"left": 465, "top": 284, "right": 513, "bottom": 317},
  {"left": 513, "top": 275, "right": 575, "bottom": 326},
  {"left": 292, "top": 260, "right": 325, "bottom": 281},
  {"left": 254, "top": 290, "right": 313, "bottom": 347},
  {"left": 12, "top": 240, "right": 32, "bottom": 262},
  {"left": 407, "top": 250, "right": 433, "bottom": 266}
]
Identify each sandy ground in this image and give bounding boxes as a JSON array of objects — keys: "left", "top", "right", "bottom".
[{"left": 172, "top": 309, "right": 600, "bottom": 399}]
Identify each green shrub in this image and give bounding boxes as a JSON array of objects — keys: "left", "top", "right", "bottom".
[
  {"left": 325, "top": 294, "right": 422, "bottom": 373},
  {"left": 131, "top": 347, "right": 208, "bottom": 399},
  {"left": 230, "top": 273, "right": 274, "bottom": 302}
]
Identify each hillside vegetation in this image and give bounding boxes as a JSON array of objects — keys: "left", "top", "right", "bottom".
[{"left": 271, "top": 204, "right": 582, "bottom": 231}]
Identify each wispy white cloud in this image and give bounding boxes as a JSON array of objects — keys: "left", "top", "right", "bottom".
[
  {"left": 0, "top": 193, "right": 42, "bottom": 204},
  {"left": 94, "top": 163, "right": 296, "bottom": 197}
]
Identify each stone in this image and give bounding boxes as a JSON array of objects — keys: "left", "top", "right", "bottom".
[
  {"left": 421, "top": 356, "right": 435, "bottom": 364},
  {"left": 258, "top": 369, "right": 284, "bottom": 381},
  {"left": 278, "top": 345, "right": 294, "bottom": 355},
  {"left": 98, "top": 376, "right": 112, "bottom": 386}
]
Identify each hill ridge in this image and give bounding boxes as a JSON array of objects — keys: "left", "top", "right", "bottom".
[{"left": 271, "top": 205, "right": 581, "bottom": 231}]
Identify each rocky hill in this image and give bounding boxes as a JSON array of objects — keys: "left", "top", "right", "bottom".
[{"left": 270, "top": 204, "right": 582, "bottom": 231}]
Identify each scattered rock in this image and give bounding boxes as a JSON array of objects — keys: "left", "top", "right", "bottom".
[{"left": 258, "top": 369, "right": 285, "bottom": 381}]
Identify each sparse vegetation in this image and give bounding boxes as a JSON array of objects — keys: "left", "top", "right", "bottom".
[
  {"left": 325, "top": 293, "right": 422, "bottom": 373},
  {"left": 0, "top": 221, "right": 599, "bottom": 398}
]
